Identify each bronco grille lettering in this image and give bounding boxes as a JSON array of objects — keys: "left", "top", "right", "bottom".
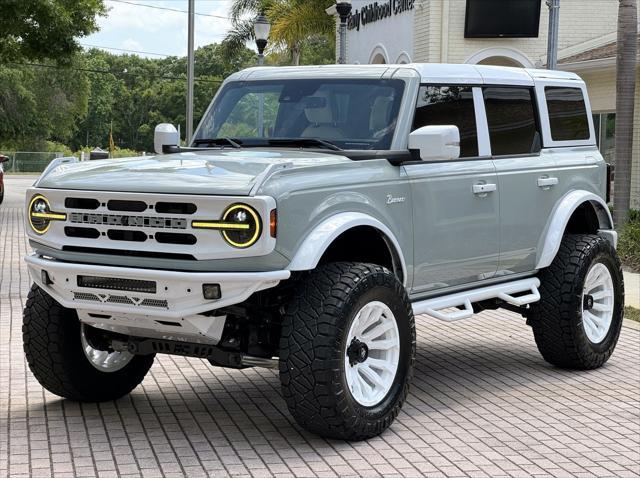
[{"left": 69, "top": 212, "right": 187, "bottom": 229}]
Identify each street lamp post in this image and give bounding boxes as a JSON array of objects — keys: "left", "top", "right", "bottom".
[
  {"left": 254, "top": 14, "right": 271, "bottom": 137},
  {"left": 546, "top": 0, "right": 560, "bottom": 70},
  {"left": 254, "top": 14, "right": 271, "bottom": 66},
  {"left": 186, "top": 0, "right": 195, "bottom": 143},
  {"left": 336, "top": 1, "right": 352, "bottom": 64}
]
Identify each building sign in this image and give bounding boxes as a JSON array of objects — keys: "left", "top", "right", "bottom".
[{"left": 347, "top": 0, "right": 415, "bottom": 31}]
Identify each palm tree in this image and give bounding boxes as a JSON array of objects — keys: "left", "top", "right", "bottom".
[
  {"left": 222, "top": 0, "right": 335, "bottom": 66},
  {"left": 614, "top": 0, "right": 638, "bottom": 228}
]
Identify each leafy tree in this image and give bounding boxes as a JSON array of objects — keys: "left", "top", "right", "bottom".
[
  {"left": 0, "top": 0, "right": 106, "bottom": 64},
  {"left": 0, "top": 62, "right": 89, "bottom": 146},
  {"left": 223, "top": 0, "right": 335, "bottom": 65}
]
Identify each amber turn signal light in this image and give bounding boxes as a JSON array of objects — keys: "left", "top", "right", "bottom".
[{"left": 270, "top": 209, "right": 277, "bottom": 238}]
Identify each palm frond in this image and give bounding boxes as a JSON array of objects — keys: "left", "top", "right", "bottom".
[
  {"left": 221, "top": 19, "right": 256, "bottom": 58},
  {"left": 230, "top": 0, "right": 272, "bottom": 24},
  {"left": 267, "top": 0, "right": 335, "bottom": 49}
]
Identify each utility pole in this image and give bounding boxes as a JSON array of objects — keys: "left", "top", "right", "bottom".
[
  {"left": 546, "top": 0, "right": 560, "bottom": 69},
  {"left": 186, "top": 0, "right": 195, "bottom": 144}
]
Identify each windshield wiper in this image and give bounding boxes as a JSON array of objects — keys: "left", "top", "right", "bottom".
[
  {"left": 193, "top": 137, "right": 242, "bottom": 148},
  {"left": 263, "top": 138, "right": 342, "bottom": 151}
]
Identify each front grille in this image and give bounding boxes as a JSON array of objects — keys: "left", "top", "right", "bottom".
[
  {"left": 59, "top": 194, "right": 205, "bottom": 256},
  {"left": 65, "top": 226, "right": 100, "bottom": 239},
  {"left": 107, "top": 199, "right": 147, "bottom": 212},
  {"left": 74, "top": 292, "right": 100, "bottom": 302},
  {"left": 107, "top": 229, "right": 147, "bottom": 242},
  {"left": 73, "top": 290, "right": 168, "bottom": 309},
  {"left": 65, "top": 198, "right": 100, "bottom": 210},
  {"left": 106, "top": 295, "right": 135, "bottom": 305},
  {"left": 155, "top": 202, "right": 197, "bottom": 214},
  {"left": 155, "top": 232, "right": 197, "bottom": 245}
]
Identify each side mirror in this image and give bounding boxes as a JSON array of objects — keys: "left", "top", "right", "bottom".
[
  {"left": 408, "top": 125, "right": 460, "bottom": 161},
  {"left": 154, "top": 123, "right": 180, "bottom": 154},
  {"left": 0, "top": 154, "right": 9, "bottom": 164}
]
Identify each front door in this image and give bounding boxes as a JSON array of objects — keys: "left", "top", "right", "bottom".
[{"left": 407, "top": 85, "right": 499, "bottom": 296}]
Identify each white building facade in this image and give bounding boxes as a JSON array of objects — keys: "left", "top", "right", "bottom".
[{"left": 331, "top": 0, "right": 640, "bottom": 208}]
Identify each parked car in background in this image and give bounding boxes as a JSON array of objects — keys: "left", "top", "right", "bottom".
[{"left": 0, "top": 154, "right": 9, "bottom": 205}]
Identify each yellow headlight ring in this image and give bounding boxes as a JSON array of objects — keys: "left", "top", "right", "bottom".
[
  {"left": 191, "top": 204, "right": 262, "bottom": 248},
  {"left": 28, "top": 195, "right": 66, "bottom": 234}
]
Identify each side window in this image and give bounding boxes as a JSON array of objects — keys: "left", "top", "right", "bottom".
[
  {"left": 545, "top": 87, "right": 590, "bottom": 141},
  {"left": 483, "top": 87, "right": 540, "bottom": 155},
  {"left": 413, "top": 85, "right": 479, "bottom": 158}
]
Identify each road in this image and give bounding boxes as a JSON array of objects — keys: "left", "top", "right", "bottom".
[{"left": 1, "top": 174, "right": 38, "bottom": 208}]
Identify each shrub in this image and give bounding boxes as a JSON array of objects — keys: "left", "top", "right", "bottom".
[{"left": 618, "top": 210, "right": 640, "bottom": 272}]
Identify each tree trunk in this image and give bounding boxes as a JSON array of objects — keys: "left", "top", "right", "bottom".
[
  {"left": 614, "top": 0, "right": 638, "bottom": 228},
  {"left": 291, "top": 43, "right": 301, "bottom": 66}
]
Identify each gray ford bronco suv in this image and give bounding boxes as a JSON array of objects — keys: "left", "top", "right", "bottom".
[{"left": 23, "top": 64, "right": 624, "bottom": 440}]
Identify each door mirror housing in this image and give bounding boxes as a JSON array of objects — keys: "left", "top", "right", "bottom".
[
  {"left": 408, "top": 125, "right": 460, "bottom": 161},
  {"left": 154, "top": 124, "right": 180, "bottom": 154},
  {"left": 0, "top": 155, "right": 8, "bottom": 164}
]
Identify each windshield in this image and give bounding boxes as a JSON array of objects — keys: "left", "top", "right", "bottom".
[{"left": 193, "top": 78, "right": 406, "bottom": 150}]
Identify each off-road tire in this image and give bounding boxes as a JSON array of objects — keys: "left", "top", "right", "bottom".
[
  {"left": 23, "top": 284, "right": 155, "bottom": 401},
  {"left": 279, "top": 262, "right": 415, "bottom": 440},
  {"left": 528, "top": 234, "right": 624, "bottom": 370}
]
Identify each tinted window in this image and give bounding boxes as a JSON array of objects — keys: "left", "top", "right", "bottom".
[
  {"left": 483, "top": 87, "right": 540, "bottom": 155},
  {"left": 545, "top": 87, "right": 590, "bottom": 141},
  {"left": 413, "top": 86, "right": 479, "bottom": 157}
]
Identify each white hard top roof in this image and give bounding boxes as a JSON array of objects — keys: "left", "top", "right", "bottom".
[{"left": 229, "top": 63, "right": 583, "bottom": 86}]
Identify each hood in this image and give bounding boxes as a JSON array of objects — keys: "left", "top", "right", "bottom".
[{"left": 36, "top": 150, "right": 351, "bottom": 196}]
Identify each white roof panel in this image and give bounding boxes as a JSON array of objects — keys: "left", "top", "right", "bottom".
[
  {"left": 474, "top": 65, "right": 534, "bottom": 86},
  {"left": 408, "top": 63, "right": 483, "bottom": 84},
  {"left": 225, "top": 64, "right": 583, "bottom": 86}
]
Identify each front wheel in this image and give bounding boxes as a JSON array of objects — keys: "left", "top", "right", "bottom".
[
  {"left": 528, "top": 234, "right": 624, "bottom": 370},
  {"left": 23, "top": 285, "right": 154, "bottom": 401},
  {"left": 279, "top": 263, "right": 415, "bottom": 440}
]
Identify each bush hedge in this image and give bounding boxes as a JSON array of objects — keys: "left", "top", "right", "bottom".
[{"left": 618, "top": 210, "right": 640, "bottom": 272}]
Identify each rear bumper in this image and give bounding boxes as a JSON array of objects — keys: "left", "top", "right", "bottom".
[{"left": 25, "top": 254, "right": 290, "bottom": 319}]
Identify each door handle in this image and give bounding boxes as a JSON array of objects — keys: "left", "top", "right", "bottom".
[
  {"left": 537, "top": 177, "right": 559, "bottom": 188},
  {"left": 472, "top": 183, "right": 497, "bottom": 195}
]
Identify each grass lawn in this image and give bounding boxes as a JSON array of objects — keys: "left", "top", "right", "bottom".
[{"left": 624, "top": 306, "right": 640, "bottom": 323}]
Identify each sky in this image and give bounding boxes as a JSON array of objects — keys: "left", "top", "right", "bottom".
[{"left": 84, "top": 0, "right": 237, "bottom": 58}]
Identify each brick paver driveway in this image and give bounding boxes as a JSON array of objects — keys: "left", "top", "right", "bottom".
[{"left": 1, "top": 176, "right": 639, "bottom": 478}]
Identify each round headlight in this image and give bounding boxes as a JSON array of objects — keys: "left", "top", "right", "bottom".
[
  {"left": 221, "top": 204, "right": 261, "bottom": 248},
  {"left": 28, "top": 195, "right": 65, "bottom": 234}
]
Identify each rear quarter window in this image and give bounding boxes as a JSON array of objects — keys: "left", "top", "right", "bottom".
[{"left": 545, "top": 87, "right": 590, "bottom": 141}]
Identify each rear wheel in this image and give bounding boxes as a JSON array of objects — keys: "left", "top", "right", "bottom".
[
  {"left": 23, "top": 285, "right": 154, "bottom": 401},
  {"left": 529, "top": 234, "right": 624, "bottom": 370},
  {"left": 279, "top": 262, "right": 415, "bottom": 440}
]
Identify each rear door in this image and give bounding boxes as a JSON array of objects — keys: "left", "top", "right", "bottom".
[
  {"left": 484, "top": 85, "right": 558, "bottom": 275},
  {"left": 406, "top": 84, "right": 499, "bottom": 296}
]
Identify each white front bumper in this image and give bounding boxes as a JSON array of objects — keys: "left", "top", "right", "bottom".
[{"left": 25, "top": 254, "right": 290, "bottom": 319}]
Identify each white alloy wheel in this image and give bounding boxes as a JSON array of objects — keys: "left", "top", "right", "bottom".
[
  {"left": 344, "top": 300, "right": 400, "bottom": 407},
  {"left": 81, "top": 325, "right": 134, "bottom": 372},
  {"left": 581, "top": 263, "right": 615, "bottom": 344}
]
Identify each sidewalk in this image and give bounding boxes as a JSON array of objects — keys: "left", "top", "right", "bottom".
[{"left": 624, "top": 270, "right": 640, "bottom": 309}]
